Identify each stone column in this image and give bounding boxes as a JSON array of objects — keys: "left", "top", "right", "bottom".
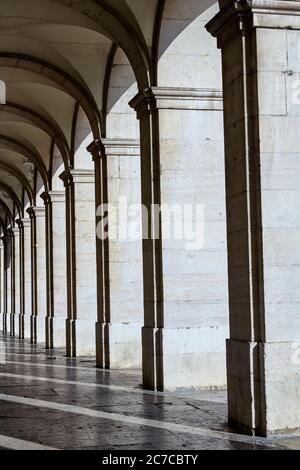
[
  {"left": 8, "top": 229, "right": 15, "bottom": 336},
  {"left": 0, "top": 240, "right": 4, "bottom": 329},
  {"left": 87, "top": 141, "right": 110, "bottom": 368},
  {"left": 16, "top": 220, "right": 25, "bottom": 339},
  {"left": 60, "top": 170, "right": 97, "bottom": 356},
  {"left": 41, "top": 192, "right": 54, "bottom": 349},
  {"left": 1, "top": 234, "right": 9, "bottom": 334},
  {"left": 60, "top": 171, "right": 76, "bottom": 355},
  {"left": 130, "top": 87, "right": 228, "bottom": 391},
  {"left": 12, "top": 227, "right": 21, "bottom": 337},
  {"left": 207, "top": 0, "right": 300, "bottom": 436},
  {"left": 49, "top": 191, "right": 67, "bottom": 349},
  {"left": 35, "top": 207, "right": 47, "bottom": 344},
  {"left": 27, "top": 207, "right": 46, "bottom": 344},
  {"left": 88, "top": 139, "right": 144, "bottom": 369},
  {"left": 27, "top": 209, "right": 37, "bottom": 342},
  {"left": 22, "top": 218, "right": 32, "bottom": 339}
]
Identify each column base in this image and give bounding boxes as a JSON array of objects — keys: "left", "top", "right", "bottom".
[
  {"left": 227, "top": 339, "right": 300, "bottom": 437},
  {"left": 45, "top": 317, "right": 53, "bottom": 349},
  {"left": 9, "top": 314, "right": 16, "bottom": 336},
  {"left": 31, "top": 315, "right": 46, "bottom": 344},
  {"left": 18, "top": 314, "right": 25, "bottom": 339},
  {"left": 2, "top": 313, "right": 9, "bottom": 334},
  {"left": 96, "top": 322, "right": 142, "bottom": 369},
  {"left": 30, "top": 315, "right": 37, "bottom": 343},
  {"left": 23, "top": 313, "right": 31, "bottom": 340},
  {"left": 36, "top": 314, "right": 46, "bottom": 344},
  {"left": 142, "top": 326, "right": 227, "bottom": 392},
  {"left": 52, "top": 317, "right": 67, "bottom": 350},
  {"left": 66, "top": 319, "right": 96, "bottom": 357}
]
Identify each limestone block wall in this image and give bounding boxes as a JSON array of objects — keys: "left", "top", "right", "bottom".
[
  {"left": 22, "top": 219, "right": 32, "bottom": 340},
  {"left": 158, "top": 100, "right": 228, "bottom": 390},
  {"left": 105, "top": 140, "right": 143, "bottom": 369},
  {"left": 50, "top": 191, "right": 67, "bottom": 349},
  {"left": 35, "top": 208, "right": 47, "bottom": 343}
]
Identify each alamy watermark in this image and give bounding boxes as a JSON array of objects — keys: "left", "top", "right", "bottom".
[
  {"left": 96, "top": 197, "right": 205, "bottom": 251},
  {"left": 291, "top": 342, "right": 300, "bottom": 366}
]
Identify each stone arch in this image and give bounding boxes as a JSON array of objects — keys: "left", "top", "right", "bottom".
[
  {"left": 0, "top": 181, "right": 23, "bottom": 218},
  {"left": 0, "top": 103, "right": 70, "bottom": 170},
  {"left": 0, "top": 54, "right": 101, "bottom": 139},
  {"left": 0, "top": 162, "right": 34, "bottom": 206},
  {"left": 0, "top": 135, "right": 49, "bottom": 192}
]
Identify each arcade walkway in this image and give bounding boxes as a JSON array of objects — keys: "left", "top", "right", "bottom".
[{"left": 0, "top": 334, "right": 297, "bottom": 451}]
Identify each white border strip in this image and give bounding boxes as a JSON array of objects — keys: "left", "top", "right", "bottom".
[
  {"left": 0, "top": 393, "right": 279, "bottom": 448},
  {"left": 0, "top": 433, "right": 57, "bottom": 451}
]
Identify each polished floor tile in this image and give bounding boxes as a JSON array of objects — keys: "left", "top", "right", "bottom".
[{"left": 0, "top": 335, "right": 297, "bottom": 450}]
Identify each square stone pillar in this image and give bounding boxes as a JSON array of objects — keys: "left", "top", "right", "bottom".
[
  {"left": 0, "top": 240, "right": 4, "bottom": 330},
  {"left": 41, "top": 191, "right": 54, "bottom": 349},
  {"left": 60, "top": 170, "right": 97, "bottom": 357},
  {"left": 12, "top": 227, "right": 21, "bottom": 337},
  {"left": 130, "top": 87, "right": 228, "bottom": 391},
  {"left": 207, "top": 0, "right": 300, "bottom": 435},
  {"left": 27, "top": 207, "right": 46, "bottom": 344},
  {"left": 48, "top": 191, "right": 67, "bottom": 349},
  {"left": 4, "top": 231, "right": 13, "bottom": 336},
  {"left": 21, "top": 218, "right": 32, "bottom": 339},
  {"left": 89, "top": 139, "right": 144, "bottom": 370},
  {"left": 16, "top": 220, "right": 25, "bottom": 339},
  {"left": 1, "top": 235, "right": 9, "bottom": 334}
]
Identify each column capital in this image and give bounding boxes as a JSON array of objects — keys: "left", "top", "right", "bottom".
[
  {"left": 15, "top": 219, "right": 24, "bottom": 229},
  {"left": 101, "top": 139, "right": 140, "bottom": 157},
  {"left": 207, "top": 0, "right": 300, "bottom": 47},
  {"left": 20, "top": 218, "right": 31, "bottom": 228},
  {"left": 87, "top": 139, "right": 104, "bottom": 162},
  {"left": 1, "top": 231, "right": 12, "bottom": 243},
  {"left": 60, "top": 170, "right": 73, "bottom": 188},
  {"left": 26, "top": 207, "right": 35, "bottom": 219},
  {"left": 129, "top": 88, "right": 157, "bottom": 119},
  {"left": 70, "top": 169, "right": 95, "bottom": 184},
  {"left": 26, "top": 206, "right": 45, "bottom": 218},
  {"left": 40, "top": 191, "right": 52, "bottom": 205},
  {"left": 130, "top": 87, "right": 223, "bottom": 114},
  {"left": 48, "top": 190, "right": 65, "bottom": 203},
  {"left": 60, "top": 169, "right": 95, "bottom": 185}
]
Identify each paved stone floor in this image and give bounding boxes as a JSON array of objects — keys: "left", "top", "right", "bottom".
[{"left": 0, "top": 334, "right": 299, "bottom": 450}]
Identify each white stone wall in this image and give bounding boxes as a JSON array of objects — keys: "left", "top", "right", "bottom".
[
  {"left": 23, "top": 219, "right": 32, "bottom": 339},
  {"left": 35, "top": 208, "right": 47, "bottom": 343},
  {"left": 73, "top": 171, "right": 97, "bottom": 356},
  {"left": 106, "top": 142, "right": 143, "bottom": 369},
  {"left": 51, "top": 192, "right": 67, "bottom": 348},
  {"left": 13, "top": 228, "right": 20, "bottom": 336},
  {"left": 157, "top": 103, "right": 228, "bottom": 390}
]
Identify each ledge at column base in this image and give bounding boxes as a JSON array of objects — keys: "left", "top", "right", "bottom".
[
  {"left": 18, "top": 314, "right": 25, "bottom": 339},
  {"left": 50, "top": 317, "right": 67, "bottom": 350},
  {"left": 2, "top": 313, "right": 9, "bottom": 334},
  {"left": 142, "top": 326, "right": 227, "bottom": 392},
  {"left": 228, "top": 417, "right": 300, "bottom": 439},
  {"left": 9, "top": 313, "right": 16, "bottom": 336},
  {"left": 45, "top": 317, "right": 53, "bottom": 349},
  {"left": 96, "top": 322, "right": 142, "bottom": 370},
  {"left": 66, "top": 318, "right": 96, "bottom": 357},
  {"left": 227, "top": 338, "right": 300, "bottom": 436},
  {"left": 23, "top": 314, "right": 31, "bottom": 340},
  {"left": 36, "top": 314, "right": 46, "bottom": 345}
]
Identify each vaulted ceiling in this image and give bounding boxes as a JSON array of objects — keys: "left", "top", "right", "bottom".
[
  {"left": 0, "top": 0, "right": 162, "bottom": 220},
  {"left": 0, "top": 0, "right": 219, "bottom": 225}
]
